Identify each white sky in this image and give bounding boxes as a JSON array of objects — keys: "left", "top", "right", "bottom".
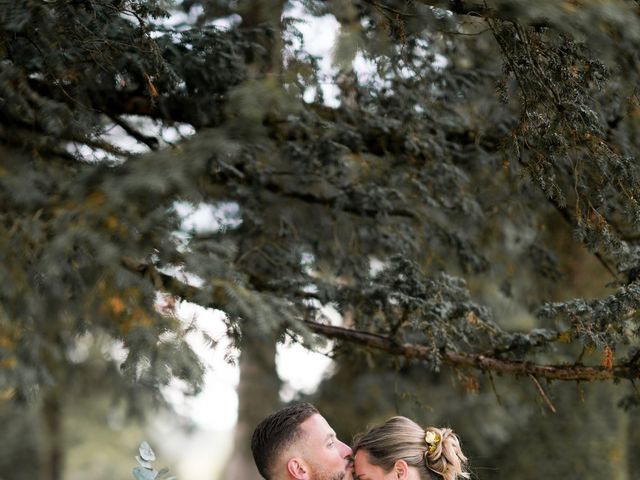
[
  {"left": 167, "top": 300, "right": 335, "bottom": 430},
  {"left": 162, "top": 300, "right": 335, "bottom": 479}
]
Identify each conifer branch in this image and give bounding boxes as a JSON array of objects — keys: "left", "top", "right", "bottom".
[
  {"left": 121, "top": 257, "right": 640, "bottom": 383},
  {"left": 302, "top": 320, "right": 640, "bottom": 382}
]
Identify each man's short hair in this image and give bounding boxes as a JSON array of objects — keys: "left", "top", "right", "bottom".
[{"left": 251, "top": 402, "right": 319, "bottom": 479}]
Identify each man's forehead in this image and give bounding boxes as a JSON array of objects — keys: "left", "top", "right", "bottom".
[{"left": 300, "top": 413, "right": 335, "bottom": 439}]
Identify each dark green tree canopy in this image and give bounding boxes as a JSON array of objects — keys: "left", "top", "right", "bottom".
[{"left": 2, "top": 0, "right": 640, "bottom": 409}]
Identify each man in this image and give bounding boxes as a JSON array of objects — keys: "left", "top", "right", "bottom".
[{"left": 251, "top": 402, "right": 353, "bottom": 480}]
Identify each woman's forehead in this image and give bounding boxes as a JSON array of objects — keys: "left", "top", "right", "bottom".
[{"left": 353, "top": 450, "right": 368, "bottom": 466}]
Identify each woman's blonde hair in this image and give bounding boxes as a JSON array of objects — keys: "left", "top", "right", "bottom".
[{"left": 353, "top": 416, "right": 470, "bottom": 480}]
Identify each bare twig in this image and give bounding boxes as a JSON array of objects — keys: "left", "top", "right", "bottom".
[
  {"left": 528, "top": 374, "right": 556, "bottom": 413},
  {"left": 487, "top": 370, "right": 503, "bottom": 406}
]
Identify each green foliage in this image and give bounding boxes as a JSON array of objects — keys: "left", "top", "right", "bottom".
[
  {"left": 344, "top": 256, "right": 505, "bottom": 369},
  {"left": 2, "top": 0, "right": 640, "bottom": 455}
]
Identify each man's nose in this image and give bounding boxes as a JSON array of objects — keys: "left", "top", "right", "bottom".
[{"left": 338, "top": 440, "right": 353, "bottom": 457}]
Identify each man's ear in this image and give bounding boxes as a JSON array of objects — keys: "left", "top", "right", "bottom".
[
  {"left": 394, "top": 459, "right": 409, "bottom": 480},
  {"left": 286, "top": 458, "right": 309, "bottom": 479}
]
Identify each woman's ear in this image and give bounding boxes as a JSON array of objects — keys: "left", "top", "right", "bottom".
[
  {"left": 287, "top": 458, "right": 309, "bottom": 479},
  {"left": 394, "top": 459, "right": 409, "bottom": 480}
]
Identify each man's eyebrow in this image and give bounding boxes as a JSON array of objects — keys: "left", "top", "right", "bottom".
[{"left": 325, "top": 432, "right": 337, "bottom": 441}]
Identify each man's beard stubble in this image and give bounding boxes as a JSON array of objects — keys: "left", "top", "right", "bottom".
[{"left": 308, "top": 463, "right": 349, "bottom": 480}]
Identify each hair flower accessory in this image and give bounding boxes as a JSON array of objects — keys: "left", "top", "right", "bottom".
[{"left": 425, "top": 430, "right": 441, "bottom": 454}]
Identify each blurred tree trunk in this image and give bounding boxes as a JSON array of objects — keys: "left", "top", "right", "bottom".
[
  {"left": 237, "top": 0, "right": 285, "bottom": 75},
  {"left": 42, "top": 391, "right": 63, "bottom": 480},
  {"left": 628, "top": 407, "right": 640, "bottom": 477},
  {"left": 224, "top": 328, "right": 281, "bottom": 480},
  {"left": 224, "top": 2, "right": 286, "bottom": 478},
  {"left": 0, "top": 403, "right": 42, "bottom": 480}
]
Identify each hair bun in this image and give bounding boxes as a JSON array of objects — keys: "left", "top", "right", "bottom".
[{"left": 423, "top": 427, "right": 470, "bottom": 480}]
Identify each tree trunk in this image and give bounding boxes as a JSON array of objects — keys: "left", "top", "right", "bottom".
[
  {"left": 628, "top": 406, "right": 640, "bottom": 478},
  {"left": 42, "top": 392, "right": 63, "bottom": 480},
  {"left": 237, "top": 0, "right": 285, "bottom": 74},
  {"left": 225, "top": 1, "right": 287, "bottom": 477},
  {"left": 224, "top": 328, "right": 281, "bottom": 480}
]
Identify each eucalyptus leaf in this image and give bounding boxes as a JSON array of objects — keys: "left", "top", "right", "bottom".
[
  {"left": 136, "top": 455, "right": 154, "bottom": 469},
  {"left": 132, "top": 467, "right": 158, "bottom": 480},
  {"left": 139, "top": 441, "right": 156, "bottom": 462}
]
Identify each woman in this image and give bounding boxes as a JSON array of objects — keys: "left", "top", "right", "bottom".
[{"left": 352, "top": 416, "right": 470, "bottom": 480}]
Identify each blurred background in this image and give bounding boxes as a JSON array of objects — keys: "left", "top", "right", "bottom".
[{"left": 2, "top": 1, "right": 640, "bottom": 479}]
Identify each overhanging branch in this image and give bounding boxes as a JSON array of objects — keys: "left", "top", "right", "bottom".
[
  {"left": 363, "top": 0, "right": 541, "bottom": 25},
  {"left": 122, "top": 257, "right": 640, "bottom": 382},
  {"left": 303, "top": 320, "right": 639, "bottom": 382}
]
